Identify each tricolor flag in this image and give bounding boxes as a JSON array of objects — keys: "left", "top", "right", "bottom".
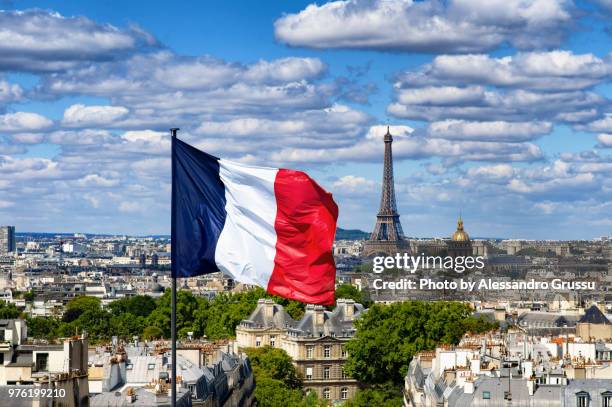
[{"left": 171, "top": 137, "right": 338, "bottom": 305}]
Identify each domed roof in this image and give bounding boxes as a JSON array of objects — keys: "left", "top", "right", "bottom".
[{"left": 452, "top": 215, "right": 470, "bottom": 241}]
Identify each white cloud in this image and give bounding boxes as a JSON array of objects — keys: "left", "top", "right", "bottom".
[
  {"left": 74, "top": 174, "right": 119, "bottom": 187},
  {"left": 467, "top": 164, "right": 515, "bottom": 180},
  {"left": 0, "top": 9, "right": 157, "bottom": 72},
  {"left": 508, "top": 173, "right": 595, "bottom": 194},
  {"left": 0, "top": 79, "right": 23, "bottom": 103},
  {"left": 11, "top": 133, "right": 44, "bottom": 144},
  {"left": 48, "top": 129, "right": 115, "bottom": 145},
  {"left": 275, "top": 0, "right": 572, "bottom": 53},
  {"left": 118, "top": 201, "right": 142, "bottom": 213},
  {"left": 62, "top": 104, "right": 129, "bottom": 127},
  {"left": 269, "top": 124, "right": 542, "bottom": 164},
  {"left": 0, "top": 112, "right": 52, "bottom": 132},
  {"left": 597, "top": 133, "right": 612, "bottom": 147},
  {"left": 244, "top": 58, "right": 326, "bottom": 84},
  {"left": 427, "top": 120, "right": 552, "bottom": 142},
  {"left": 0, "top": 156, "right": 62, "bottom": 181},
  {"left": 397, "top": 51, "right": 612, "bottom": 91},
  {"left": 332, "top": 175, "right": 377, "bottom": 193}
]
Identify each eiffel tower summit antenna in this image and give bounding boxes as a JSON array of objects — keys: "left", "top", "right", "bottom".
[{"left": 363, "top": 126, "right": 410, "bottom": 257}]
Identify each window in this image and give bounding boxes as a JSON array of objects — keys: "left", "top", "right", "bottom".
[
  {"left": 306, "top": 346, "right": 314, "bottom": 359},
  {"left": 126, "top": 362, "right": 133, "bottom": 370},
  {"left": 323, "top": 366, "right": 330, "bottom": 379},
  {"left": 482, "top": 391, "right": 490, "bottom": 400},
  {"left": 341, "top": 387, "right": 349, "bottom": 400},
  {"left": 305, "top": 367, "right": 313, "bottom": 380},
  {"left": 35, "top": 353, "right": 49, "bottom": 372},
  {"left": 255, "top": 336, "right": 261, "bottom": 347},
  {"left": 0, "top": 353, "right": 3, "bottom": 364},
  {"left": 324, "top": 345, "right": 331, "bottom": 358},
  {"left": 147, "top": 363, "right": 155, "bottom": 370},
  {"left": 323, "top": 388, "right": 330, "bottom": 399},
  {"left": 603, "top": 392, "right": 612, "bottom": 407},
  {"left": 341, "top": 368, "right": 349, "bottom": 379},
  {"left": 270, "top": 335, "right": 275, "bottom": 347},
  {"left": 341, "top": 346, "right": 348, "bottom": 358},
  {"left": 576, "top": 392, "right": 590, "bottom": 407}
]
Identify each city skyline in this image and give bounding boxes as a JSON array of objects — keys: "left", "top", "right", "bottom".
[{"left": 0, "top": 1, "right": 611, "bottom": 239}]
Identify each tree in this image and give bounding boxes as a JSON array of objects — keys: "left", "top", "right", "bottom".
[
  {"left": 108, "top": 295, "right": 156, "bottom": 318},
  {"left": 334, "top": 284, "right": 370, "bottom": 307},
  {"left": 146, "top": 290, "right": 204, "bottom": 338},
  {"left": 252, "top": 377, "right": 304, "bottom": 407},
  {"left": 344, "top": 301, "right": 497, "bottom": 385},
  {"left": 343, "top": 383, "right": 403, "bottom": 407},
  {"left": 110, "top": 313, "right": 146, "bottom": 339},
  {"left": 244, "top": 346, "right": 302, "bottom": 389},
  {"left": 0, "top": 301, "right": 21, "bottom": 319},
  {"left": 143, "top": 325, "right": 164, "bottom": 340},
  {"left": 26, "top": 317, "right": 59, "bottom": 340},
  {"left": 244, "top": 346, "right": 327, "bottom": 407},
  {"left": 63, "top": 296, "right": 101, "bottom": 322}
]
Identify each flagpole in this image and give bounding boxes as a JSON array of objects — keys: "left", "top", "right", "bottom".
[{"left": 170, "top": 127, "right": 179, "bottom": 407}]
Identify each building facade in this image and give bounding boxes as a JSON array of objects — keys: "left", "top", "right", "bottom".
[
  {"left": 0, "top": 226, "right": 15, "bottom": 254},
  {"left": 236, "top": 298, "right": 366, "bottom": 403}
]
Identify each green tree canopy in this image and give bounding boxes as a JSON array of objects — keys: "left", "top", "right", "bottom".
[
  {"left": 244, "top": 346, "right": 302, "bottom": 389},
  {"left": 0, "top": 301, "right": 21, "bottom": 319},
  {"left": 108, "top": 295, "right": 156, "bottom": 318},
  {"left": 344, "top": 301, "right": 497, "bottom": 385},
  {"left": 63, "top": 296, "right": 101, "bottom": 322},
  {"left": 343, "top": 383, "right": 403, "bottom": 407},
  {"left": 334, "top": 284, "right": 370, "bottom": 307}
]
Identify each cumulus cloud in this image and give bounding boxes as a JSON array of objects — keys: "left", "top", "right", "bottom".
[
  {"left": 0, "top": 79, "right": 23, "bottom": 104},
  {"left": 0, "top": 112, "right": 52, "bottom": 132},
  {"left": 62, "top": 104, "right": 129, "bottom": 127},
  {"left": 389, "top": 51, "right": 611, "bottom": 129},
  {"left": 396, "top": 52, "right": 612, "bottom": 90},
  {"left": 427, "top": 120, "right": 552, "bottom": 142},
  {"left": 269, "top": 124, "right": 543, "bottom": 164},
  {"left": 0, "top": 9, "right": 157, "bottom": 72},
  {"left": 275, "top": 0, "right": 573, "bottom": 53},
  {"left": 74, "top": 174, "right": 119, "bottom": 187},
  {"left": 597, "top": 133, "right": 612, "bottom": 147},
  {"left": 466, "top": 164, "right": 515, "bottom": 180},
  {"left": 332, "top": 175, "right": 377, "bottom": 194}
]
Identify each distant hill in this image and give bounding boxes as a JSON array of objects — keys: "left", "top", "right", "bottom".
[{"left": 336, "top": 227, "right": 369, "bottom": 240}]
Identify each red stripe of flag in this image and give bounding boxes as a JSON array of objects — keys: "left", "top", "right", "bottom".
[{"left": 267, "top": 169, "right": 338, "bottom": 305}]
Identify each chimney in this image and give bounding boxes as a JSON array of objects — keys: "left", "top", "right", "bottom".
[
  {"left": 464, "top": 378, "right": 475, "bottom": 394},
  {"left": 523, "top": 360, "right": 533, "bottom": 379},
  {"left": 314, "top": 305, "right": 325, "bottom": 326},
  {"left": 344, "top": 299, "right": 355, "bottom": 320},
  {"left": 470, "top": 356, "right": 481, "bottom": 375},
  {"left": 527, "top": 378, "right": 536, "bottom": 396},
  {"left": 263, "top": 299, "right": 274, "bottom": 319}
]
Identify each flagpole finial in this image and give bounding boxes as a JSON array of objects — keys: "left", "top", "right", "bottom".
[{"left": 170, "top": 128, "right": 180, "bottom": 138}]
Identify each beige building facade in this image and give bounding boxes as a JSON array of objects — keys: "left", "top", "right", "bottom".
[{"left": 236, "top": 298, "right": 366, "bottom": 403}]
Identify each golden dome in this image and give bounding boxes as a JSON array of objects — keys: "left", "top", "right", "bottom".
[{"left": 452, "top": 215, "right": 470, "bottom": 241}]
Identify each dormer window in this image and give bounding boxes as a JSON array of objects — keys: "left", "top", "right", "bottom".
[{"left": 576, "top": 391, "right": 590, "bottom": 407}]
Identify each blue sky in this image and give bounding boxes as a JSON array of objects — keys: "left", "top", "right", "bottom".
[{"left": 0, "top": 0, "right": 611, "bottom": 239}]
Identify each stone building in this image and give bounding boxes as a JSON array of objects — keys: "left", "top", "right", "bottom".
[
  {"left": 236, "top": 298, "right": 366, "bottom": 403},
  {"left": 446, "top": 215, "right": 473, "bottom": 258},
  {"left": 576, "top": 305, "right": 612, "bottom": 342}
]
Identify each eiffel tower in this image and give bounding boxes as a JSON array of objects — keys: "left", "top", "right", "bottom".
[{"left": 363, "top": 127, "right": 410, "bottom": 257}]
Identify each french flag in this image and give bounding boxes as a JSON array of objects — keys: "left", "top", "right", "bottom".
[{"left": 171, "top": 137, "right": 338, "bottom": 305}]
